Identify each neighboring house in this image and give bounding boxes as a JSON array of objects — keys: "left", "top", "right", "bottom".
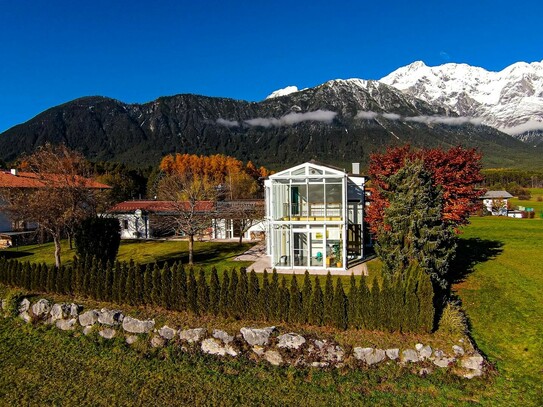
[
  {"left": 108, "top": 199, "right": 265, "bottom": 240},
  {"left": 0, "top": 168, "right": 109, "bottom": 235},
  {"left": 264, "top": 161, "right": 367, "bottom": 271},
  {"left": 481, "top": 190, "right": 514, "bottom": 216}
]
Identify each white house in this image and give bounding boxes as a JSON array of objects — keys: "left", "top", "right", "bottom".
[
  {"left": 481, "top": 190, "right": 514, "bottom": 216},
  {"left": 264, "top": 161, "right": 367, "bottom": 271}
]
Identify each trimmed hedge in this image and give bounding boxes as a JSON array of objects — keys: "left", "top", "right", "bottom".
[{"left": 0, "top": 258, "right": 434, "bottom": 333}]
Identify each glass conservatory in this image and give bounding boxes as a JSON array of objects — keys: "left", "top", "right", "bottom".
[{"left": 264, "top": 161, "right": 366, "bottom": 270}]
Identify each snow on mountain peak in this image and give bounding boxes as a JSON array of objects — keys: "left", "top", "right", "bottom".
[
  {"left": 265, "top": 86, "right": 300, "bottom": 99},
  {"left": 380, "top": 60, "right": 543, "bottom": 134}
]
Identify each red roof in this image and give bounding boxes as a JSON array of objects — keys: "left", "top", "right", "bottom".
[
  {"left": 108, "top": 200, "right": 215, "bottom": 213},
  {"left": 0, "top": 171, "right": 110, "bottom": 189}
]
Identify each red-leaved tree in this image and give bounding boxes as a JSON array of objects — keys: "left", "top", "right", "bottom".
[{"left": 366, "top": 145, "right": 485, "bottom": 234}]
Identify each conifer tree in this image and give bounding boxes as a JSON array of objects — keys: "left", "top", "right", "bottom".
[
  {"left": 187, "top": 267, "right": 198, "bottom": 315},
  {"left": 379, "top": 276, "right": 393, "bottom": 331},
  {"left": 133, "top": 262, "right": 143, "bottom": 305},
  {"left": 403, "top": 264, "right": 419, "bottom": 332},
  {"left": 227, "top": 268, "right": 238, "bottom": 317},
  {"left": 309, "top": 276, "right": 324, "bottom": 326},
  {"left": 288, "top": 274, "right": 302, "bottom": 324},
  {"left": 375, "top": 159, "right": 456, "bottom": 287},
  {"left": 236, "top": 268, "right": 249, "bottom": 318},
  {"left": 197, "top": 268, "right": 209, "bottom": 313},
  {"left": 369, "top": 275, "right": 381, "bottom": 330},
  {"left": 416, "top": 267, "right": 435, "bottom": 333},
  {"left": 332, "top": 278, "right": 348, "bottom": 329},
  {"left": 248, "top": 270, "right": 260, "bottom": 319},
  {"left": 279, "top": 276, "right": 290, "bottom": 322},
  {"left": 143, "top": 263, "right": 152, "bottom": 305},
  {"left": 151, "top": 263, "right": 162, "bottom": 306},
  {"left": 323, "top": 272, "right": 334, "bottom": 325},
  {"left": 301, "top": 271, "right": 312, "bottom": 323},
  {"left": 161, "top": 264, "right": 172, "bottom": 309},
  {"left": 268, "top": 270, "right": 279, "bottom": 320},
  {"left": 219, "top": 270, "right": 230, "bottom": 317},
  {"left": 102, "top": 261, "right": 112, "bottom": 302},
  {"left": 178, "top": 265, "right": 188, "bottom": 311},
  {"left": 30, "top": 263, "right": 39, "bottom": 292},
  {"left": 209, "top": 267, "right": 220, "bottom": 316},
  {"left": 125, "top": 260, "right": 136, "bottom": 305},
  {"left": 259, "top": 269, "right": 270, "bottom": 320},
  {"left": 348, "top": 274, "right": 359, "bottom": 329}
]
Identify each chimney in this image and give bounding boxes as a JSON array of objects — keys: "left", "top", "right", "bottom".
[
  {"left": 10, "top": 168, "right": 18, "bottom": 176},
  {"left": 351, "top": 163, "right": 360, "bottom": 175}
]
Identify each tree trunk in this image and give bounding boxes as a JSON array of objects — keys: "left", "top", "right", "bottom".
[
  {"left": 188, "top": 234, "right": 194, "bottom": 265},
  {"left": 238, "top": 233, "right": 243, "bottom": 246},
  {"left": 68, "top": 233, "right": 73, "bottom": 250},
  {"left": 54, "top": 235, "right": 62, "bottom": 268}
]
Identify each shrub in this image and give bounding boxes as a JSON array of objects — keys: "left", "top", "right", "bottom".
[
  {"left": 74, "top": 217, "right": 121, "bottom": 264},
  {"left": 438, "top": 302, "right": 467, "bottom": 336}
]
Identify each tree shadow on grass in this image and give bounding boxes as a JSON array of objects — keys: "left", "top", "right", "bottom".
[
  {"left": 0, "top": 251, "right": 35, "bottom": 260},
  {"left": 447, "top": 237, "right": 504, "bottom": 285}
]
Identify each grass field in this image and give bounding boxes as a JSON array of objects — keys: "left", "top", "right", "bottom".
[
  {"left": 0, "top": 215, "right": 542, "bottom": 405},
  {"left": 2, "top": 239, "right": 254, "bottom": 271},
  {"left": 509, "top": 187, "right": 543, "bottom": 214}
]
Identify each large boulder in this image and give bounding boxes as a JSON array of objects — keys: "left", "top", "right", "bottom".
[
  {"left": 99, "top": 328, "right": 117, "bottom": 339},
  {"left": 419, "top": 345, "right": 433, "bottom": 359},
  {"left": 32, "top": 299, "right": 51, "bottom": 318},
  {"left": 452, "top": 345, "right": 465, "bottom": 356},
  {"left": 433, "top": 357, "right": 455, "bottom": 368},
  {"left": 385, "top": 348, "right": 400, "bottom": 360},
  {"left": 277, "top": 333, "right": 306, "bottom": 350},
  {"left": 19, "top": 298, "right": 30, "bottom": 313},
  {"left": 98, "top": 309, "right": 124, "bottom": 326},
  {"left": 158, "top": 325, "right": 177, "bottom": 340},
  {"left": 50, "top": 303, "right": 71, "bottom": 321},
  {"left": 401, "top": 349, "right": 420, "bottom": 363},
  {"left": 212, "top": 329, "right": 234, "bottom": 344},
  {"left": 461, "top": 354, "right": 484, "bottom": 371},
  {"left": 56, "top": 318, "right": 77, "bottom": 331},
  {"left": 240, "top": 326, "right": 276, "bottom": 346},
  {"left": 264, "top": 350, "right": 283, "bottom": 366},
  {"left": 122, "top": 316, "right": 155, "bottom": 334},
  {"left": 79, "top": 310, "right": 100, "bottom": 326},
  {"left": 179, "top": 328, "right": 206, "bottom": 343},
  {"left": 353, "top": 347, "right": 386, "bottom": 365}
]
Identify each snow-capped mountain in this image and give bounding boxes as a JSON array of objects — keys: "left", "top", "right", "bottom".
[
  {"left": 380, "top": 60, "right": 543, "bottom": 138},
  {"left": 266, "top": 85, "right": 301, "bottom": 99}
]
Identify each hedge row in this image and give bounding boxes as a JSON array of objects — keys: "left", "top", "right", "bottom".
[{"left": 0, "top": 257, "right": 434, "bottom": 333}]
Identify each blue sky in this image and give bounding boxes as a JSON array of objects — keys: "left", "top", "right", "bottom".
[{"left": 1, "top": 0, "right": 542, "bottom": 132}]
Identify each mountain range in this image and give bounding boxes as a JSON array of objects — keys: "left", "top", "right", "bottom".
[{"left": 0, "top": 61, "right": 542, "bottom": 170}]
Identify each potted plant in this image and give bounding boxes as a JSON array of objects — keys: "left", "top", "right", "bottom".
[{"left": 332, "top": 243, "right": 342, "bottom": 268}]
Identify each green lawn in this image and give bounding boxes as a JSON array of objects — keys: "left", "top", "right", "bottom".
[
  {"left": 508, "top": 187, "right": 543, "bottom": 214},
  {"left": 453, "top": 216, "right": 543, "bottom": 405},
  {"left": 1, "top": 216, "right": 542, "bottom": 405},
  {"left": 2, "top": 239, "right": 254, "bottom": 271}
]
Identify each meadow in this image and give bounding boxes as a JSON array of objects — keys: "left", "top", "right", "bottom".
[{"left": 1, "top": 214, "right": 542, "bottom": 405}]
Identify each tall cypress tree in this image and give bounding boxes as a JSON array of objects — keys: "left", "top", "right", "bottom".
[
  {"left": 125, "top": 260, "right": 136, "bottom": 305},
  {"left": 323, "top": 272, "right": 334, "bottom": 325},
  {"left": 178, "top": 265, "right": 188, "bottom": 311},
  {"left": 218, "top": 270, "right": 230, "bottom": 317},
  {"left": 259, "top": 269, "right": 270, "bottom": 321},
  {"left": 332, "top": 278, "right": 348, "bottom": 330},
  {"left": 301, "top": 271, "right": 312, "bottom": 323},
  {"left": 151, "top": 263, "right": 162, "bottom": 306},
  {"left": 288, "top": 274, "right": 302, "bottom": 323},
  {"left": 227, "top": 268, "right": 238, "bottom": 318},
  {"left": 369, "top": 275, "right": 381, "bottom": 330},
  {"left": 347, "top": 274, "right": 359, "bottom": 329},
  {"left": 309, "top": 276, "right": 324, "bottom": 326},
  {"left": 235, "top": 268, "right": 249, "bottom": 318},
  {"left": 268, "top": 270, "right": 279, "bottom": 320},
  {"left": 103, "top": 261, "right": 113, "bottom": 302},
  {"left": 416, "top": 266, "right": 435, "bottom": 333},
  {"left": 197, "top": 268, "right": 209, "bottom": 313},
  {"left": 379, "top": 276, "right": 393, "bottom": 331},
  {"left": 161, "top": 264, "right": 172, "bottom": 309},
  {"left": 143, "top": 263, "right": 152, "bottom": 305},
  {"left": 209, "top": 267, "right": 220, "bottom": 316},
  {"left": 248, "top": 270, "right": 260, "bottom": 320},
  {"left": 279, "top": 276, "right": 290, "bottom": 322},
  {"left": 403, "top": 264, "right": 419, "bottom": 332},
  {"left": 187, "top": 267, "right": 198, "bottom": 315}
]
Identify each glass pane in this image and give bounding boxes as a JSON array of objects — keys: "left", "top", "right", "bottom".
[
  {"left": 293, "top": 232, "right": 308, "bottom": 267},
  {"left": 325, "top": 181, "right": 343, "bottom": 219},
  {"left": 308, "top": 183, "right": 325, "bottom": 218},
  {"left": 310, "top": 227, "right": 325, "bottom": 267}
]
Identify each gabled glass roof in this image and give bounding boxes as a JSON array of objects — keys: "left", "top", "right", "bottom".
[{"left": 270, "top": 162, "right": 346, "bottom": 178}]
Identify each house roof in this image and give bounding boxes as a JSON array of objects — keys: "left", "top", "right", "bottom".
[
  {"left": 0, "top": 170, "right": 110, "bottom": 189},
  {"left": 108, "top": 200, "right": 215, "bottom": 214},
  {"left": 481, "top": 190, "right": 514, "bottom": 199}
]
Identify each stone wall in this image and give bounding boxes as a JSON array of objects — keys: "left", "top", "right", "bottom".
[{"left": 3, "top": 296, "right": 486, "bottom": 379}]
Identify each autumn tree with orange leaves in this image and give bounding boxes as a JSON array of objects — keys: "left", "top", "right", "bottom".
[{"left": 366, "top": 145, "right": 485, "bottom": 235}]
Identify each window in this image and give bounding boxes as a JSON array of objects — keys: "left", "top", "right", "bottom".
[{"left": 123, "top": 219, "right": 129, "bottom": 230}]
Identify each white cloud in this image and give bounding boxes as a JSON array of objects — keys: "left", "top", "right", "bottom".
[
  {"left": 355, "top": 111, "right": 379, "bottom": 120},
  {"left": 216, "top": 118, "right": 240, "bottom": 127},
  {"left": 244, "top": 110, "right": 337, "bottom": 128},
  {"left": 355, "top": 110, "right": 483, "bottom": 127},
  {"left": 502, "top": 120, "right": 543, "bottom": 135}
]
